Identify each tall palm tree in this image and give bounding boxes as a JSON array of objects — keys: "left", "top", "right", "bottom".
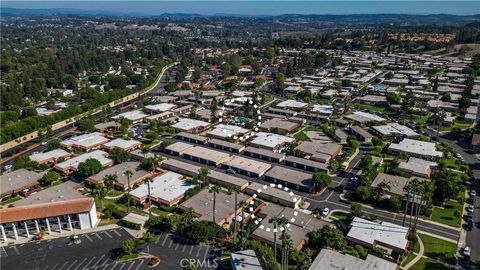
[
  {"left": 280, "top": 229, "right": 293, "bottom": 270},
  {"left": 238, "top": 201, "right": 249, "bottom": 234},
  {"left": 103, "top": 173, "right": 118, "bottom": 190},
  {"left": 230, "top": 186, "right": 241, "bottom": 236},
  {"left": 402, "top": 180, "right": 413, "bottom": 226},
  {"left": 181, "top": 207, "right": 196, "bottom": 223},
  {"left": 209, "top": 185, "right": 221, "bottom": 223},
  {"left": 408, "top": 178, "right": 421, "bottom": 230},
  {"left": 125, "top": 170, "right": 133, "bottom": 213},
  {"left": 198, "top": 168, "right": 209, "bottom": 187},
  {"left": 269, "top": 216, "right": 289, "bottom": 260},
  {"left": 92, "top": 185, "right": 108, "bottom": 211},
  {"left": 143, "top": 176, "right": 154, "bottom": 218}
]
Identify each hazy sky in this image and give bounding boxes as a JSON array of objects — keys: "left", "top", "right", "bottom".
[{"left": 2, "top": 1, "right": 480, "bottom": 15}]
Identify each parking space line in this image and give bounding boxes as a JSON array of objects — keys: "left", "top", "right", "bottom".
[
  {"left": 117, "top": 263, "right": 126, "bottom": 270},
  {"left": 189, "top": 245, "right": 194, "bottom": 255},
  {"left": 102, "top": 231, "right": 113, "bottom": 239},
  {"left": 161, "top": 234, "right": 169, "bottom": 245},
  {"left": 72, "top": 257, "right": 88, "bottom": 270},
  {"left": 84, "top": 234, "right": 94, "bottom": 242},
  {"left": 12, "top": 246, "right": 20, "bottom": 255},
  {"left": 65, "top": 260, "right": 78, "bottom": 270},
  {"left": 82, "top": 256, "right": 97, "bottom": 269},
  {"left": 203, "top": 247, "right": 210, "bottom": 261},
  {"left": 112, "top": 230, "right": 122, "bottom": 237},
  {"left": 47, "top": 263, "right": 59, "bottom": 270},
  {"left": 93, "top": 233, "right": 103, "bottom": 240},
  {"left": 174, "top": 241, "right": 180, "bottom": 250},
  {"left": 0, "top": 247, "right": 7, "bottom": 258},
  {"left": 57, "top": 261, "right": 69, "bottom": 270},
  {"left": 133, "top": 260, "right": 144, "bottom": 270},
  {"left": 92, "top": 257, "right": 109, "bottom": 268},
  {"left": 90, "top": 255, "right": 106, "bottom": 268},
  {"left": 168, "top": 238, "right": 173, "bottom": 248},
  {"left": 182, "top": 243, "right": 187, "bottom": 252},
  {"left": 196, "top": 246, "right": 202, "bottom": 257},
  {"left": 125, "top": 261, "right": 136, "bottom": 270}
]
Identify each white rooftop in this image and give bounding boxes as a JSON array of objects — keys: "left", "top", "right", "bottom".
[
  {"left": 276, "top": 99, "right": 308, "bottom": 109},
  {"left": 145, "top": 103, "right": 177, "bottom": 112},
  {"left": 55, "top": 150, "right": 112, "bottom": 170},
  {"left": 308, "top": 249, "right": 397, "bottom": 270},
  {"left": 250, "top": 132, "right": 295, "bottom": 149},
  {"left": 207, "top": 124, "right": 250, "bottom": 139},
  {"left": 373, "top": 123, "right": 419, "bottom": 137},
  {"left": 347, "top": 217, "right": 408, "bottom": 251},
  {"left": 398, "top": 157, "right": 438, "bottom": 176},
  {"left": 61, "top": 132, "right": 110, "bottom": 149},
  {"left": 130, "top": 171, "right": 193, "bottom": 202},
  {"left": 112, "top": 110, "right": 148, "bottom": 121},
  {"left": 353, "top": 111, "right": 386, "bottom": 122},
  {"left": 312, "top": 104, "right": 334, "bottom": 114},
  {"left": 171, "top": 118, "right": 210, "bottom": 131},
  {"left": 30, "top": 149, "right": 70, "bottom": 162},
  {"left": 103, "top": 138, "right": 140, "bottom": 150},
  {"left": 389, "top": 138, "right": 443, "bottom": 158}
]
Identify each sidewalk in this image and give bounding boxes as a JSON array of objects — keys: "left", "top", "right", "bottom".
[
  {"left": 403, "top": 234, "right": 424, "bottom": 270},
  {"left": 0, "top": 224, "right": 123, "bottom": 247}
]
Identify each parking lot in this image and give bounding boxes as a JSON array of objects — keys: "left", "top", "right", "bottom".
[{"left": 0, "top": 228, "right": 221, "bottom": 270}]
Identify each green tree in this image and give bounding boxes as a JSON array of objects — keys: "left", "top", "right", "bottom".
[
  {"left": 77, "top": 118, "right": 95, "bottom": 132},
  {"left": 181, "top": 220, "right": 225, "bottom": 242},
  {"left": 312, "top": 171, "right": 332, "bottom": 191},
  {"left": 389, "top": 195, "right": 402, "bottom": 211},
  {"left": 401, "top": 90, "right": 416, "bottom": 114},
  {"left": 329, "top": 160, "right": 340, "bottom": 173},
  {"left": 351, "top": 202, "right": 363, "bottom": 217},
  {"left": 92, "top": 184, "right": 108, "bottom": 210},
  {"left": 40, "top": 171, "right": 61, "bottom": 186},
  {"left": 78, "top": 158, "right": 102, "bottom": 178},
  {"left": 180, "top": 207, "right": 196, "bottom": 223},
  {"left": 386, "top": 92, "right": 401, "bottom": 104},
  {"left": 46, "top": 139, "right": 61, "bottom": 150},
  {"left": 209, "top": 185, "right": 221, "bottom": 223},
  {"left": 109, "top": 148, "right": 131, "bottom": 164},
  {"left": 121, "top": 238, "right": 137, "bottom": 256},
  {"left": 141, "top": 231, "right": 156, "bottom": 254},
  {"left": 355, "top": 186, "right": 370, "bottom": 202}
]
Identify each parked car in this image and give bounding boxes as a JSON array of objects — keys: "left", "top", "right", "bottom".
[
  {"left": 464, "top": 246, "right": 471, "bottom": 258},
  {"left": 3, "top": 165, "right": 12, "bottom": 171},
  {"left": 321, "top": 208, "right": 330, "bottom": 217},
  {"left": 466, "top": 205, "right": 474, "bottom": 213},
  {"left": 225, "top": 168, "right": 236, "bottom": 174},
  {"left": 471, "top": 190, "right": 477, "bottom": 197},
  {"left": 465, "top": 214, "right": 474, "bottom": 224}
]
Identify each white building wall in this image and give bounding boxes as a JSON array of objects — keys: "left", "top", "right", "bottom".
[{"left": 78, "top": 202, "right": 98, "bottom": 229}]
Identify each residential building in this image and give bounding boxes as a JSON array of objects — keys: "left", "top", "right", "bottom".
[
  {"left": 87, "top": 161, "right": 151, "bottom": 190},
  {"left": 61, "top": 132, "right": 110, "bottom": 151},
  {"left": 53, "top": 150, "right": 113, "bottom": 175},
  {"left": 388, "top": 138, "right": 443, "bottom": 158}
]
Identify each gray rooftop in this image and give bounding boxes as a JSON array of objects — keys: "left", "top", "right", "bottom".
[
  {"left": 1, "top": 169, "right": 45, "bottom": 197},
  {"left": 308, "top": 249, "right": 397, "bottom": 270},
  {"left": 14, "top": 181, "right": 85, "bottom": 206}
]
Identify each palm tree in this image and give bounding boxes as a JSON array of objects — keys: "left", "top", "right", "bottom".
[
  {"left": 280, "top": 229, "right": 293, "bottom": 270},
  {"left": 230, "top": 186, "right": 241, "bottom": 236},
  {"left": 140, "top": 145, "right": 150, "bottom": 158},
  {"left": 103, "top": 173, "right": 118, "bottom": 190},
  {"left": 125, "top": 170, "right": 133, "bottom": 213},
  {"left": 408, "top": 178, "right": 421, "bottom": 230},
  {"left": 269, "top": 216, "right": 289, "bottom": 260},
  {"left": 402, "top": 180, "right": 413, "bottom": 226},
  {"left": 92, "top": 185, "right": 108, "bottom": 211},
  {"left": 238, "top": 201, "right": 249, "bottom": 234},
  {"left": 198, "top": 168, "right": 210, "bottom": 188},
  {"left": 141, "top": 231, "right": 156, "bottom": 254},
  {"left": 181, "top": 207, "right": 196, "bottom": 223},
  {"left": 209, "top": 185, "right": 221, "bottom": 223},
  {"left": 143, "top": 176, "right": 154, "bottom": 218},
  {"left": 373, "top": 180, "right": 391, "bottom": 201}
]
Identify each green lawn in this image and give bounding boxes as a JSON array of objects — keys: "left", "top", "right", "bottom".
[
  {"left": 353, "top": 103, "right": 386, "bottom": 113},
  {"left": 419, "top": 234, "right": 457, "bottom": 265},
  {"left": 95, "top": 197, "right": 148, "bottom": 217},
  {"left": 430, "top": 201, "right": 462, "bottom": 228},
  {"left": 401, "top": 252, "right": 418, "bottom": 267},
  {"left": 331, "top": 211, "right": 348, "bottom": 223},
  {"left": 405, "top": 114, "right": 429, "bottom": 125},
  {"left": 410, "top": 257, "right": 451, "bottom": 270},
  {"left": 107, "top": 190, "right": 124, "bottom": 197},
  {"left": 294, "top": 131, "right": 311, "bottom": 142}
]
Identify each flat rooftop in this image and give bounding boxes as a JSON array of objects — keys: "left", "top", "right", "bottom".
[
  {"left": 276, "top": 99, "right": 308, "bottom": 109},
  {"left": 245, "top": 182, "right": 299, "bottom": 206},
  {"left": 1, "top": 169, "right": 45, "bottom": 196},
  {"left": 243, "top": 146, "right": 285, "bottom": 160},
  {"left": 161, "top": 158, "right": 201, "bottom": 176},
  {"left": 183, "top": 146, "right": 231, "bottom": 163},
  {"left": 112, "top": 110, "right": 148, "bottom": 121},
  {"left": 373, "top": 123, "right": 419, "bottom": 137},
  {"left": 295, "top": 142, "right": 342, "bottom": 156},
  {"left": 165, "top": 141, "right": 195, "bottom": 154},
  {"left": 30, "top": 149, "right": 71, "bottom": 162},
  {"left": 223, "top": 156, "right": 272, "bottom": 176},
  {"left": 61, "top": 132, "right": 110, "bottom": 149},
  {"left": 250, "top": 132, "right": 295, "bottom": 149},
  {"left": 207, "top": 124, "right": 249, "bottom": 139},
  {"left": 180, "top": 189, "right": 249, "bottom": 224},
  {"left": 130, "top": 171, "right": 192, "bottom": 202},
  {"left": 283, "top": 156, "right": 328, "bottom": 171},
  {"left": 103, "top": 138, "right": 141, "bottom": 150},
  {"left": 265, "top": 166, "right": 313, "bottom": 189},
  {"left": 209, "top": 138, "right": 245, "bottom": 151},
  {"left": 54, "top": 150, "right": 112, "bottom": 170},
  {"left": 308, "top": 249, "right": 397, "bottom": 270},
  {"left": 14, "top": 180, "right": 85, "bottom": 206},
  {"left": 347, "top": 217, "right": 408, "bottom": 251},
  {"left": 388, "top": 138, "right": 443, "bottom": 158},
  {"left": 145, "top": 103, "right": 177, "bottom": 112},
  {"left": 171, "top": 118, "right": 210, "bottom": 131},
  {"left": 398, "top": 157, "right": 438, "bottom": 176},
  {"left": 88, "top": 161, "right": 150, "bottom": 187}
]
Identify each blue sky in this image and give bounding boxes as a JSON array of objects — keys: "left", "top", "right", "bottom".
[{"left": 2, "top": 1, "right": 480, "bottom": 15}]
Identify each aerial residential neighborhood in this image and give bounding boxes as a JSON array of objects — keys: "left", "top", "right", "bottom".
[{"left": 1, "top": 2, "right": 480, "bottom": 270}]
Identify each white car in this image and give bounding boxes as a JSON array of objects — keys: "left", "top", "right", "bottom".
[
  {"left": 322, "top": 208, "right": 330, "bottom": 217},
  {"left": 466, "top": 205, "right": 474, "bottom": 213},
  {"left": 471, "top": 190, "right": 477, "bottom": 197},
  {"left": 41, "top": 141, "right": 47, "bottom": 146},
  {"left": 3, "top": 165, "right": 12, "bottom": 171},
  {"left": 464, "top": 246, "right": 471, "bottom": 257}
]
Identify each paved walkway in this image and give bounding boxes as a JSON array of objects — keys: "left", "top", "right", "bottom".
[{"left": 404, "top": 234, "right": 424, "bottom": 270}]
